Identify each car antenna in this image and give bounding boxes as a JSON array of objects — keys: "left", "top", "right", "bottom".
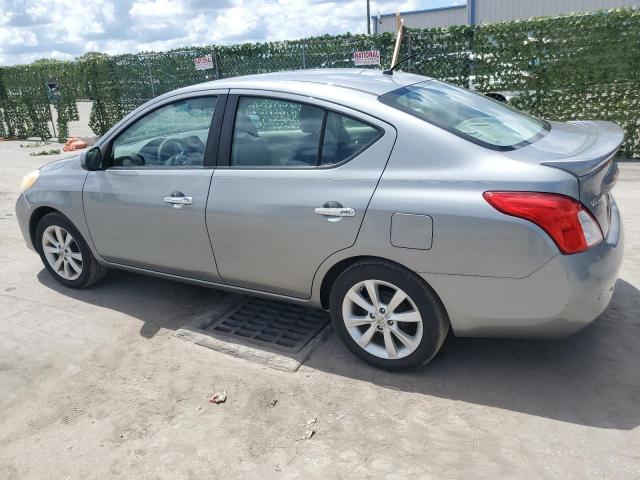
[{"left": 382, "top": 53, "right": 418, "bottom": 75}]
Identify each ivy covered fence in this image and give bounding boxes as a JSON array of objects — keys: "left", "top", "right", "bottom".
[{"left": 0, "top": 7, "right": 638, "bottom": 157}]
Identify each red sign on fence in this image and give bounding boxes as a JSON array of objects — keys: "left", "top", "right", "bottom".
[
  {"left": 354, "top": 50, "right": 381, "bottom": 66},
  {"left": 194, "top": 55, "right": 214, "bottom": 71}
]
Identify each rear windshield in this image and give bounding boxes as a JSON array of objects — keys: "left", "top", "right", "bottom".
[{"left": 379, "top": 81, "right": 549, "bottom": 150}]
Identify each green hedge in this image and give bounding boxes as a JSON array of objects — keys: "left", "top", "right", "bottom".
[
  {"left": 0, "top": 8, "right": 638, "bottom": 156},
  {"left": 472, "top": 8, "right": 640, "bottom": 157}
]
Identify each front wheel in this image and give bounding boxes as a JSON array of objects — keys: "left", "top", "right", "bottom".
[
  {"left": 36, "top": 212, "right": 107, "bottom": 288},
  {"left": 329, "top": 259, "right": 449, "bottom": 370}
]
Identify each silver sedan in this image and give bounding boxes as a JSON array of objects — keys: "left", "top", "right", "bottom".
[{"left": 15, "top": 69, "right": 624, "bottom": 369}]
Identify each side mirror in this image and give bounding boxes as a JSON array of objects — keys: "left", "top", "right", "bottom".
[{"left": 81, "top": 147, "right": 103, "bottom": 171}]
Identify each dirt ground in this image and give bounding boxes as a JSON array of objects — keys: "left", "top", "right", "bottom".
[{"left": 0, "top": 140, "right": 638, "bottom": 479}]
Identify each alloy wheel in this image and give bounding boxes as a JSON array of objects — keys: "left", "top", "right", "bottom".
[
  {"left": 341, "top": 279, "right": 424, "bottom": 360},
  {"left": 42, "top": 225, "right": 83, "bottom": 281}
]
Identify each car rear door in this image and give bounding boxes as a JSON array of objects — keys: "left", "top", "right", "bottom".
[
  {"left": 83, "top": 92, "right": 227, "bottom": 282},
  {"left": 206, "top": 91, "right": 396, "bottom": 298}
]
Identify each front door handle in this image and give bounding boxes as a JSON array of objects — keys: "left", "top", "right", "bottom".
[
  {"left": 163, "top": 191, "right": 193, "bottom": 208},
  {"left": 314, "top": 207, "right": 356, "bottom": 217}
]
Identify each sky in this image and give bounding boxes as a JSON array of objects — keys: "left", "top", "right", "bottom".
[{"left": 0, "top": 0, "right": 463, "bottom": 66}]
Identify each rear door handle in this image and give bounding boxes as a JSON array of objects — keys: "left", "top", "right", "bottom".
[
  {"left": 163, "top": 191, "right": 193, "bottom": 208},
  {"left": 314, "top": 207, "right": 356, "bottom": 217},
  {"left": 164, "top": 196, "right": 193, "bottom": 205}
]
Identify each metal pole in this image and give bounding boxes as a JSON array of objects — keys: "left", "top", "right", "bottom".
[
  {"left": 212, "top": 52, "right": 220, "bottom": 79},
  {"left": 48, "top": 104, "right": 57, "bottom": 140},
  {"left": 147, "top": 60, "right": 155, "bottom": 97},
  {"left": 367, "top": 0, "right": 371, "bottom": 34},
  {"left": 407, "top": 32, "right": 412, "bottom": 71},
  {"left": 468, "top": 0, "right": 477, "bottom": 25}
]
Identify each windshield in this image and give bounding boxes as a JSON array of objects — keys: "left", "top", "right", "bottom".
[{"left": 379, "top": 81, "right": 549, "bottom": 150}]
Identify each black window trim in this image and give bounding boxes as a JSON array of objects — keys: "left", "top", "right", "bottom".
[
  {"left": 217, "top": 93, "right": 384, "bottom": 170},
  {"left": 103, "top": 93, "right": 227, "bottom": 170},
  {"left": 316, "top": 110, "right": 328, "bottom": 167}
]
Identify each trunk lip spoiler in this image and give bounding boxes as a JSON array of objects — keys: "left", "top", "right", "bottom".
[
  {"left": 540, "top": 120, "right": 624, "bottom": 177},
  {"left": 541, "top": 148, "right": 619, "bottom": 177}
]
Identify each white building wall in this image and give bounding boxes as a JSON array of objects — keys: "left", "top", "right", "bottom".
[
  {"left": 376, "top": 6, "right": 467, "bottom": 33},
  {"left": 476, "top": 0, "right": 640, "bottom": 24},
  {"left": 374, "top": 0, "right": 639, "bottom": 33}
]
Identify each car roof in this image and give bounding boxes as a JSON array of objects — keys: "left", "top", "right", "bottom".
[{"left": 174, "top": 68, "right": 429, "bottom": 97}]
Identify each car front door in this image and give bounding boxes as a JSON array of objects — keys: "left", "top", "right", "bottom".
[
  {"left": 206, "top": 92, "right": 396, "bottom": 298},
  {"left": 83, "top": 92, "right": 226, "bottom": 282}
]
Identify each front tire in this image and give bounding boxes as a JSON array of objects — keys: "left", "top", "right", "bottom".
[
  {"left": 329, "top": 259, "right": 449, "bottom": 370},
  {"left": 36, "top": 212, "right": 107, "bottom": 288}
]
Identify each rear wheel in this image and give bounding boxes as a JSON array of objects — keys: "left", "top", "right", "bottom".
[
  {"left": 329, "top": 259, "right": 449, "bottom": 370},
  {"left": 36, "top": 212, "right": 107, "bottom": 288}
]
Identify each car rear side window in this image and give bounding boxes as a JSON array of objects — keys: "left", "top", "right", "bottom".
[
  {"left": 231, "top": 97, "right": 323, "bottom": 167},
  {"left": 320, "top": 112, "right": 381, "bottom": 165},
  {"left": 379, "top": 81, "right": 549, "bottom": 150},
  {"left": 230, "top": 96, "right": 381, "bottom": 168}
]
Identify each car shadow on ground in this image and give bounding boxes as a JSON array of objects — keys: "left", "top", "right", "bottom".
[{"left": 38, "top": 269, "right": 640, "bottom": 430}]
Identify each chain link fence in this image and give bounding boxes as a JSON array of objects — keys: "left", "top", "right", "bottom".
[
  {"left": 0, "top": 30, "right": 487, "bottom": 141},
  {"left": 1, "top": 9, "right": 639, "bottom": 156},
  {"left": 93, "top": 36, "right": 398, "bottom": 116},
  {"left": 101, "top": 31, "right": 471, "bottom": 108},
  {"left": 50, "top": 31, "right": 471, "bottom": 139}
]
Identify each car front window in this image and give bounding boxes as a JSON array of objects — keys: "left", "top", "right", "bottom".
[
  {"left": 379, "top": 81, "right": 549, "bottom": 150},
  {"left": 110, "top": 96, "right": 217, "bottom": 168}
]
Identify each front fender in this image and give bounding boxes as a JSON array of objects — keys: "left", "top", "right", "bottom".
[{"left": 21, "top": 158, "right": 104, "bottom": 262}]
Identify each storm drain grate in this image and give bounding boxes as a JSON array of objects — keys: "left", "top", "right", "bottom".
[{"left": 201, "top": 297, "right": 330, "bottom": 353}]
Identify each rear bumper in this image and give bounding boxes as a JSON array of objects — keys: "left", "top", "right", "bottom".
[
  {"left": 15, "top": 193, "right": 36, "bottom": 251},
  {"left": 422, "top": 198, "right": 624, "bottom": 338}
]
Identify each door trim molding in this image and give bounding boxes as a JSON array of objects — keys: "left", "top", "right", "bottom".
[{"left": 103, "top": 260, "right": 321, "bottom": 307}]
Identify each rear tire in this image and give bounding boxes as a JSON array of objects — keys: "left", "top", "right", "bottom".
[
  {"left": 329, "top": 259, "right": 449, "bottom": 370},
  {"left": 36, "top": 212, "right": 107, "bottom": 288}
]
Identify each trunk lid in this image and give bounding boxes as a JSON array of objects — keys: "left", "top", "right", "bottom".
[{"left": 505, "top": 120, "right": 623, "bottom": 236}]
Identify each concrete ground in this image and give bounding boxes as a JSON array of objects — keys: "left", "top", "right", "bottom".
[{"left": 0, "top": 140, "right": 638, "bottom": 479}]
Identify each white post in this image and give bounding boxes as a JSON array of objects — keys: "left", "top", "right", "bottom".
[{"left": 390, "top": 13, "right": 404, "bottom": 70}]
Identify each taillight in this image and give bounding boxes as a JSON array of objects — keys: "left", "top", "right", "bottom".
[{"left": 483, "top": 191, "right": 603, "bottom": 254}]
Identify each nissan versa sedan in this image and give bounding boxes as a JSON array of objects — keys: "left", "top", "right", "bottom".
[{"left": 15, "top": 69, "right": 624, "bottom": 370}]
